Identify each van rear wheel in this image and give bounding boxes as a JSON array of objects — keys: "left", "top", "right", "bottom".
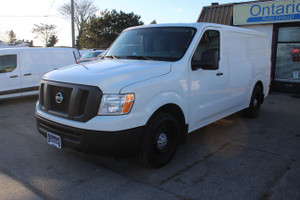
[
  {"left": 243, "top": 84, "right": 263, "bottom": 118},
  {"left": 139, "top": 112, "right": 179, "bottom": 168}
]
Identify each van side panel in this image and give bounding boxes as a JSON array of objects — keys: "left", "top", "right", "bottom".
[
  {"left": 249, "top": 34, "right": 271, "bottom": 97},
  {"left": 52, "top": 51, "right": 76, "bottom": 70},
  {"left": 20, "top": 51, "right": 52, "bottom": 91},
  {"left": 222, "top": 31, "right": 252, "bottom": 107}
]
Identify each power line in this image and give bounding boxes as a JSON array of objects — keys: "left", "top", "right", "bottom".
[
  {"left": 0, "top": 15, "right": 58, "bottom": 18},
  {"left": 0, "top": 0, "right": 57, "bottom": 18},
  {"left": 47, "top": 0, "right": 56, "bottom": 15}
]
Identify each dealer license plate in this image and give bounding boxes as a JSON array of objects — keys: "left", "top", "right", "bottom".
[{"left": 47, "top": 132, "right": 62, "bottom": 149}]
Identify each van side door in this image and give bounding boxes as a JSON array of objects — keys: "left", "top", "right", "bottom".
[
  {"left": 51, "top": 51, "right": 77, "bottom": 70},
  {"left": 0, "top": 53, "right": 21, "bottom": 98},
  {"left": 188, "top": 29, "right": 230, "bottom": 131},
  {"left": 20, "top": 52, "right": 51, "bottom": 94}
]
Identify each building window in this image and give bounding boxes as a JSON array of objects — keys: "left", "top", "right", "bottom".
[
  {"left": 291, "top": 48, "right": 300, "bottom": 62},
  {"left": 275, "top": 27, "right": 300, "bottom": 81}
]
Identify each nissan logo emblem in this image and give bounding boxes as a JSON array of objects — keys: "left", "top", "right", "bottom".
[{"left": 55, "top": 92, "right": 64, "bottom": 104}]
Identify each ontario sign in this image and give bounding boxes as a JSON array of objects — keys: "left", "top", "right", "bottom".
[{"left": 233, "top": 0, "right": 300, "bottom": 25}]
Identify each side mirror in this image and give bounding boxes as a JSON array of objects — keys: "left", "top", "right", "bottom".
[{"left": 192, "top": 51, "right": 218, "bottom": 70}]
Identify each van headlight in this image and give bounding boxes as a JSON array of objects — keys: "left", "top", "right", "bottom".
[{"left": 98, "top": 94, "right": 135, "bottom": 115}]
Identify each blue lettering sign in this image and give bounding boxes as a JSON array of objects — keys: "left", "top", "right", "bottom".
[
  {"left": 247, "top": 14, "right": 300, "bottom": 22},
  {"left": 246, "top": 0, "right": 300, "bottom": 23},
  {"left": 249, "top": 0, "right": 300, "bottom": 17},
  {"left": 250, "top": 5, "right": 261, "bottom": 16},
  {"left": 276, "top": 5, "right": 284, "bottom": 14}
]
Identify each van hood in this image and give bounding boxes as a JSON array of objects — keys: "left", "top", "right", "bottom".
[{"left": 43, "top": 59, "right": 171, "bottom": 93}]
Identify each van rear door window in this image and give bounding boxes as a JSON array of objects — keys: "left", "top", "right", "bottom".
[{"left": 0, "top": 55, "right": 17, "bottom": 73}]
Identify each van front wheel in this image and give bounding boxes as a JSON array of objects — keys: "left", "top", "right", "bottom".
[
  {"left": 243, "top": 85, "right": 263, "bottom": 118},
  {"left": 139, "top": 113, "right": 179, "bottom": 168}
]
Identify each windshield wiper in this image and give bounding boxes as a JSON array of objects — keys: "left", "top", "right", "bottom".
[
  {"left": 125, "top": 55, "right": 153, "bottom": 61},
  {"left": 104, "top": 55, "right": 118, "bottom": 59}
]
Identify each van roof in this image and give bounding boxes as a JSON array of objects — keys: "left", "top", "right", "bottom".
[
  {"left": 0, "top": 47, "right": 77, "bottom": 53},
  {"left": 125, "top": 22, "right": 267, "bottom": 37}
]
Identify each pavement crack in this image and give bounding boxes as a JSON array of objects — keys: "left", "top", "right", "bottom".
[
  {"left": 235, "top": 144, "right": 290, "bottom": 160},
  {"left": 159, "top": 143, "right": 231, "bottom": 186},
  {"left": 155, "top": 186, "right": 197, "bottom": 200},
  {"left": 259, "top": 162, "right": 293, "bottom": 200}
]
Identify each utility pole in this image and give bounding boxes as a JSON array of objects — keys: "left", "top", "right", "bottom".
[{"left": 71, "top": 0, "right": 75, "bottom": 48}]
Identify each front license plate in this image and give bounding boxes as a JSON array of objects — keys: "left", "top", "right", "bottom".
[{"left": 47, "top": 132, "right": 62, "bottom": 149}]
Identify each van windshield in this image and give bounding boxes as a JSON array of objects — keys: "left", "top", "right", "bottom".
[{"left": 105, "top": 27, "right": 196, "bottom": 62}]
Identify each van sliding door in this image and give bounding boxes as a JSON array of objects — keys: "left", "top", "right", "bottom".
[
  {"left": 20, "top": 52, "right": 51, "bottom": 95},
  {"left": 0, "top": 54, "right": 21, "bottom": 98}
]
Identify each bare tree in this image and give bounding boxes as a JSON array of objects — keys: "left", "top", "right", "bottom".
[
  {"left": 32, "top": 23, "right": 57, "bottom": 46},
  {"left": 58, "top": 0, "right": 98, "bottom": 48}
]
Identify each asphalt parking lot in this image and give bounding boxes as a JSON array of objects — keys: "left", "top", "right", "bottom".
[{"left": 0, "top": 93, "right": 299, "bottom": 200}]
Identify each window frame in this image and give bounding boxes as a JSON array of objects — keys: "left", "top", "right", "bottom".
[
  {"left": 191, "top": 29, "right": 221, "bottom": 70},
  {"left": 0, "top": 54, "right": 17, "bottom": 73}
]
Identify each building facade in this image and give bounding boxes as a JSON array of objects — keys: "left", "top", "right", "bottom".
[{"left": 198, "top": 0, "right": 300, "bottom": 94}]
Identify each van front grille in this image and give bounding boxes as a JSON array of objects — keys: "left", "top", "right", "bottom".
[
  {"left": 39, "top": 80, "right": 102, "bottom": 122},
  {"left": 49, "top": 85, "right": 73, "bottom": 113},
  {"left": 78, "top": 90, "right": 89, "bottom": 116}
]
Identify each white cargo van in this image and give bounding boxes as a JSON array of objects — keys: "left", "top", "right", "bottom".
[
  {"left": 0, "top": 47, "right": 80, "bottom": 99},
  {"left": 36, "top": 23, "right": 270, "bottom": 168}
]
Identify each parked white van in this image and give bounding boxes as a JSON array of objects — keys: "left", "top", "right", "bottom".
[
  {"left": 36, "top": 23, "right": 271, "bottom": 168},
  {"left": 0, "top": 47, "right": 80, "bottom": 99}
]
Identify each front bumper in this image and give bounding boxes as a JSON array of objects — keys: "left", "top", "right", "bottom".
[{"left": 36, "top": 115, "right": 145, "bottom": 156}]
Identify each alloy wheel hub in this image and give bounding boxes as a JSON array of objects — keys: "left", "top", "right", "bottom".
[{"left": 157, "top": 133, "right": 168, "bottom": 150}]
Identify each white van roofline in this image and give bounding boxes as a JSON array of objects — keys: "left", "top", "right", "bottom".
[
  {"left": 0, "top": 47, "right": 76, "bottom": 52},
  {"left": 125, "top": 22, "right": 267, "bottom": 37}
]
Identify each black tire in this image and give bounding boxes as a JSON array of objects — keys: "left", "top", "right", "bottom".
[
  {"left": 243, "top": 84, "right": 263, "bottom": 118},
  {"left": 139, "top": 112, "right": 180, "bottom": 168}
]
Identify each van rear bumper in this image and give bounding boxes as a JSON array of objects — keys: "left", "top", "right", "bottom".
[{"left": 36, "top": 115, "right": 145, "bottom": 156}]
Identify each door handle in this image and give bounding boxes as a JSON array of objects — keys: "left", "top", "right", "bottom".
[
  {"left": 24, "top": 73, "right": 32, "bottom": 76},
  {"left": 216, "top": 72, "right": 223, "bottom": 76},
  {"left": 10, "top": 75, "right": 18, "bottom": 78}
]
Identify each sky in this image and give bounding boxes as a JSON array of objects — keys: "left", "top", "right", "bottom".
[{"left": 0, "top": 0, "right": 251, "bottom": 47}]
